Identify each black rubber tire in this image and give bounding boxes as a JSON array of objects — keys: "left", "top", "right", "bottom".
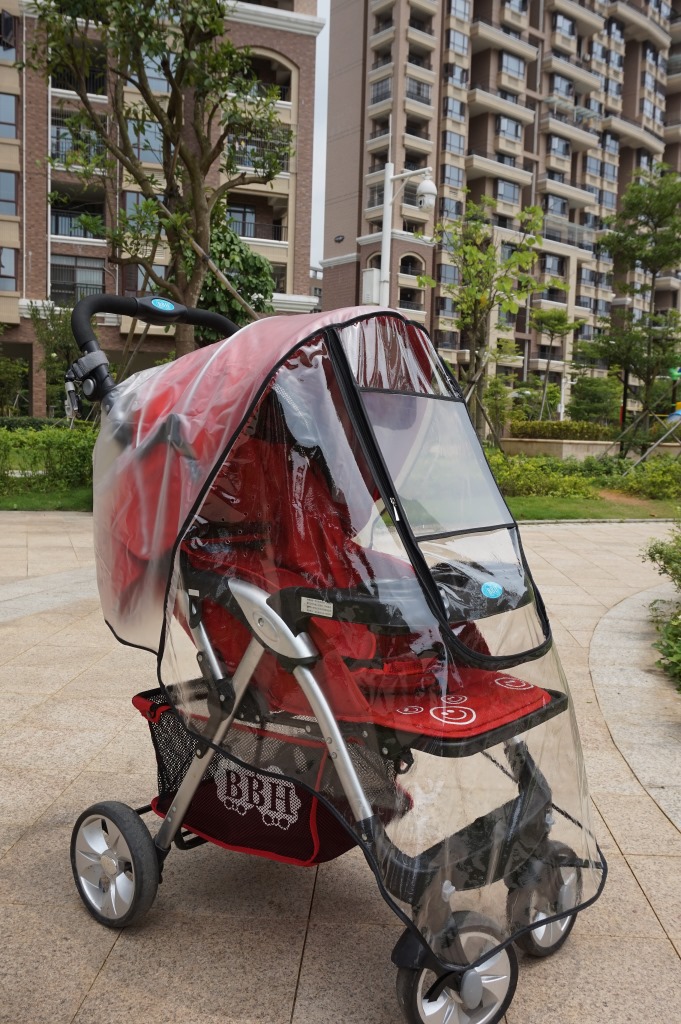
[
  {"left": 396, "top": 912, "right": 518, "bottom": 1024},
  {"left": 70, "top": 801, "right": 159, "bottom": 929},
  {"left": 507, "top": 840, "right": 582, "bottom": 958}
]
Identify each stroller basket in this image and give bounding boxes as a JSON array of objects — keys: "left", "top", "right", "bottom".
[{"left": 134, "top": 688, "right": 408, "bottom": 866}]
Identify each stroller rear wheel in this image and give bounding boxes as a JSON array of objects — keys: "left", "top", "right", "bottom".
[
  {"left": 71, "top": 801, "right": 159, "bottom": 928},
  {"left": 396, "top": 912, "right": 518, "bottom": 1024},
  {"left": 507, "top": 840, "right": 582, "bottom": 958}
]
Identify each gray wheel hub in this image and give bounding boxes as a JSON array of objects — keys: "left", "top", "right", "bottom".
[{"left": 460, "top": 969, "right": 483, "bottom": 1010}]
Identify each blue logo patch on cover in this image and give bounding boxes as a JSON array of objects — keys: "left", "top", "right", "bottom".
[
  {"left": 481, "top": 581, "right": 503, "bottom": 600},
  {"left": 151, "top": 297, "right": 175, "bottom": 311}
]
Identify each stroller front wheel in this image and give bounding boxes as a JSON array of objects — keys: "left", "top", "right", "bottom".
[
  {"left": 507, "top": 840, "right": 583, "bottom": 958},
  {"left": 71, "top": 801, "right": 159, "bottom": 928},
  {"left": 396, "top": 913, "right": 518, "bottom": 1024}
]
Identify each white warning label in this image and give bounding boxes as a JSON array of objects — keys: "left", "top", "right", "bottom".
[{"left": 301, "top": 596, "right": 334, "bottom": 618}]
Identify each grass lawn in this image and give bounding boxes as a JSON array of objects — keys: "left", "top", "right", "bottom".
[
  {"left": 0, "top": 487, "right": 93, "bottom": 512},
  {"left": 507, "top": 493, "right": 679, "bottom": 521}
]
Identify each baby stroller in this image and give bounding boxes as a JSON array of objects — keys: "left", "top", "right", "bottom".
[{"left": 66, "top": 296, "right": 606, "bottom": 1024}]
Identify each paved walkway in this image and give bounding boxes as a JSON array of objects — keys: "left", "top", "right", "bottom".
[{"left": 0, "top": 513, "right": 680, "bottom": 1024}]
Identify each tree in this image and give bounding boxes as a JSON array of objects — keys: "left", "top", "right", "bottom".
[
  {"left": 0, "top": 351, "right": 28, "bottom": 415},
  {"left": 194, "top": 203, "right": 275, "bottom": 333},
  {"left": 566, "top": 375, "right": 621, "bottom": 425},
  {"left": 484, "top": 374, "right": 514, "bottom": 446},
  {"left": 28, "top": 303, "right": 84, "bottom": 416},
  {"left": 511, "top": 375, "right": 561, "bottom": 422},
  {"left": 424, "top": 197, "right": 545, "bottom": 436},
  {"left": 529, "top": 309, "right": 585, "bottom": 421},
  {"left": 27, "top": 0, "right": 291, "bottom": 355},
  {"left": 601, "top": 163, "right": 681, "bottom": 429}
]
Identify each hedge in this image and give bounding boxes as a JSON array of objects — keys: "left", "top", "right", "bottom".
[
  {"left": 509, "top": 420, "right": 617, "bottom": 441},
  {"left": 0, "top": 427, "right": 97, "bottom": 493}
]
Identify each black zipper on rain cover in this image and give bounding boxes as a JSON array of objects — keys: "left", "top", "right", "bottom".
[{"left": 325, "top": 324, "right": 552, "bottom": 672}]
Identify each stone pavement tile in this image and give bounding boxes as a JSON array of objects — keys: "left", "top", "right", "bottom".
[
  {"left": 35, "top": 770, "right": 154, "bottom": 828},
  {"left": 0, "top": 690, "right": 46, "bottom": 728},
  {"left": 84, "top": 721, "right": 161, "bottom": 776},
  {"left": 0, "top": 767, "right": 71, "bottom": 856},
  {"left": 0, "top": 723, "right": 117, "bottom": 777},
  {"left": 311, "top": 846, "right": 396, "bottom": 928},
  {"left": 21, "top": 694, "right": 134, "bottom": 734},
  {"left": 593, "top": 792, "right": 681, "bottom": 857},
  {"left": 549, "top": 622, "right": 580, "bottom": 649},
  {"left": 579, "top": 852, "right": 665, "bottom": 939},
  {"left": 4, "top": 641, "right": 106, "bottom": 674},
  {"left": 158, "top": 842, "right": 316, "bottom": 922},
  {"left": 538, "top": 586, "right": 605, "bottom": 607},
  {"left": 648, "top": 785, "right": 681, "bottom": 831},
  {"left": 291, "top": 920, "right": 397, "bottom": 1024},
  {"left": 568, "top": 630, "right": 595, "bottom": 648},
  {"left": 72, "top": 909, "right": 306, "bottom": 1024},
  {"left": 627, "top": 855, "right": 681, "bottom": 938},
  {"left": 584, "top": 745, "right": 643, "bottom": 796},
  {"left": 0, "top": 902, "right": 118, "bottom": 1024},
  {"left": 506, "top": 934, "right": 681, "bottom": 1024},
  {"left": 578, "top": 584, "right": 641, "bottom": 606},
  {"left": 0, "top": 824, "right": 77, "bottom": 905},
  {"left": 0, "top": 661, "right": 86, "bottom": 696},
  {"left": 548, "top": 605, "right": 605, "bottom": 631},
  {"left": 617, "top": 741, "right": 681, "bottom": 790}
]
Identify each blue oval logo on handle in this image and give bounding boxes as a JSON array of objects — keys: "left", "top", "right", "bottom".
[
  {"left": 481, "top": 581, "right": 503, "bottom": 600},
  {"left": 151, "top": 298, "right": 175, "bottom": 311}
]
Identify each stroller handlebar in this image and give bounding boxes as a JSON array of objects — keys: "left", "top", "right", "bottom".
[{"left": 66, "top": 294, "right": 240, "bottom": 407}]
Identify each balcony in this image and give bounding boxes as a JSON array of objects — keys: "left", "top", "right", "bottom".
[
  {"left": 465, "top": 150, "right": 534, "bottom": 185},
  {"left": 607, "top": 0, "right": 671, "bottom": 50},
  {"left": 545, "top": 0, "right": 604, "bottom": 35},
  {"left": 467, "top": 86, "right": 536, "bottom": 125},
  {"left": 665, "top": 119, "right": 681, "bottom": 143},
  {"left": 50, "top": 257, "right": 105, "bottom": 306},
  {"left": 231, "top": 221, "right": 288, "bottom": 242},
  {"left": 470, "top": 20, "right": 538, "bottom": 61},
  {"left": 537, "top": 173, "right": 599, "bottom": 209},
  {"left": 50, "top": 207, "right": 104, "bottom": 240},
  {"left": 51, "top": 113, "right": 107, "bottom": 165},
  {"left": 601, "top": 113, "right": 665, "bottom": 152},
  {"left": 51, "top": 64, "right": 106, "bottom": 98},
  {"left": 543, "top": 53, "right": 602, "bottom": 94},
  {"left": 232, "top": 135, "right": 291, "bottom": 172}
]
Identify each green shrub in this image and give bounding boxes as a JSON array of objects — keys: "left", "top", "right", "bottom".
[
  {"left": 645, "top": 528, "right": 681, "bottom": 692},
  {"left": 485, "top": 451, "right": 596, "bottom": 498},
  {"left": 622, "top": 457, "right": 681, "bottom": 500},
  {"left": 651, "top": 606, "right": 681, "bottom": 692},
  {"left": 0, "top": 417, "right": 60, "bottom": 431},
  {"left": 0, "top": 427, "right": 97, "bottom": 494},
  {"left": 509, "top": 420, "right": 617, "bottom": 441}
]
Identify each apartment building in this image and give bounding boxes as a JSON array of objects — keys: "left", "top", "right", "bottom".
[
  {"left": 0, "top": 1, "right": 322, "bottom": 416},
  {"left": 323, "top": 0, "right": 677, "bottom": 405}
]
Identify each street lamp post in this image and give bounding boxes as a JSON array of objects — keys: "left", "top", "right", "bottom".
[{"left": 378, "top": 162, "right": 437, "bottom": 307}]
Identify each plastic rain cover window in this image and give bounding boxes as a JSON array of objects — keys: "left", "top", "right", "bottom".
[{"left": 153, "top": 319, "right": 603, "bottom": 968}]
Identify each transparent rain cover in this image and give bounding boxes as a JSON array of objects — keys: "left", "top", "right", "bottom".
[{"left": 93, "top": 309, "right": 605, "bottom": 969}]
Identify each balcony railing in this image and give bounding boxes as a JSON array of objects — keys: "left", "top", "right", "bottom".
[
  {"left": 51, "top": 66, "right": 106, "bottom": 96},
  {"left": 51, "top": 114, "right": 107, "bottom": 164},
  {"left": 231, "top": 136, "right": 290, "bottom": 172},
  {"left": 398, "top": 299, "right": 424, "bottom": 310},
  {"left": 230, "top": 221, "right": 288, "bottom": 242},
  {"left": 51, "top": 209, "right": 103, "bottom": 239},
  {"left": 369, "top": 125, "right": 390, "bottom": 139},
  {"left": 49, "top": 274, "right": 104, "bottom": 306}
]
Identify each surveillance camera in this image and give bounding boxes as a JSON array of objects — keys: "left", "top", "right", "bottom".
[{"left": 416, "top": 175, "right": 437, "bottom": 211}]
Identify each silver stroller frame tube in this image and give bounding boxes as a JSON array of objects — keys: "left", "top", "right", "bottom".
[{"left": 155, "top": 578, "right": 373, "bottom": 854}]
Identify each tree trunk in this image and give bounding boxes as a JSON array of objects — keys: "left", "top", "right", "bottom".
[{"left": 174, "top": 322, "right": 196, "bottom": 358}]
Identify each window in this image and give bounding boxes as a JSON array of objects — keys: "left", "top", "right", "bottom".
[
  {"left": 602, "top": 161, "right": 617, "bottom": 182},
  {"left": 644, "top": 43, "right": 658, "bottom": 67},
  {"left": 500, "top": 242, "right": 516, "bottom": 261},
  {"left": 400, "top": 255, "right": 424, "bottom": 276},
  {"left": 548, "top": 135, "right": 570, "bottom": 158},
  {"left": 600, "top": 189, "right": 617, "bottom": 209},
  {"left": 50, "top": 255, "right": 105, "bottom": 303},
  {"left": 449, "top": 0, "right": 470, "bottom": 18},
  {"left": 497, "top": 152, "right": 517, "bottom": 166},
  {"left": 638, "top": 149, "right": 653, "bottom": 169},
  {"left": 123, "top": 263, "right": 168, "bottom": 296},
  {"left": 496, "top": 115, "right": 522, "bottom": 140},
  {"left": 227, "top": 204, "right": 256, "bottom": 237},
  {"left": 591, "top": 42, "right": 607, "bottom": 62},
  {"left": 434, "top": 329, "right": 460, "bottom": 349},
  {"left": 128, "top": 120, "right": 163, "bottom": 163},
  {"left": 443, "top": 97, "right": 465, "bottom": 121},
  {"left": 442, "top": 130, "right": 465, "bottom": 155},
  {"left": 0, "top": 170, "right": 16, "bottom": 215},
  {"left": 441, "top": 164, "right": 464, "bottom": 188},
  {"left": 437, "top": 263, "right": 460, "bottom": 285},
  {"left": 584, "top": 155, "right": 601, "bottom": 176},
  {"left": 0, "top": 246, "right": 15, "bottom": 290},
  {"left": 437, "top": 296, "right": 457, "bottom": 316},
  {"left": 551, "top": 74, "right": 574, "bottom": 99},
  {"left": 587, "top": 97, "right": 603, "bottom": 115},
  {"left": 548, "top": 170, "right": 566, "bottom": 184},
  {"left": 545, "top": 194, "right": 568, "bottom": 217},
  {"left": 602, "top": 131, "right": 619, "bottom": 154},
  {"left": 497, "top": 179, "right": 520, "bottom": 203},
  {"left": 406, "top": 78, "right": 432, "bottom": 104},
  {"left": 642, "top": 70, "right": 656, "bottom": 91},
  {"left": 607, "top": 19, "right": 624, "bottom": 43},
  {"left": 500, "top": 52, "right": 525, "bottom": 78},
  {"left": 0, "top": 12, "right": 16, "bottom": 62},
  {"left": 606, "top": 79, "right": 622, "bottom": 98},
  {"left": 609, "top": 50, "right": 624, "bottom": 70},
  {"left": 370, "top": 78, "right": 391, "bottom": 104},
  {"left": 439, "top": 197, "right": 463, "bottom": 219},
  {"left": 443, "top": 63, "right": 468, "bottom": 87},
  {"left": 142, "top": 54, "right": 170, "bottom": 94},
  {"left": 504, "top": 0, "right": 527, "bottom": 12},
  {"left": 553, "top": 14, "right": 575, "bottom": 36},
  {"left": 51, "top": 200, "right": 104, "bottom": 238},
  {"left": 446, "top": 31, "right": 468, "bottom": 55},
  {"left": 542, "top": 254, "right": 565, "bottom": 275},
  {"left": 0, "top": 92, "right": 16, "bottom": 138}
]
